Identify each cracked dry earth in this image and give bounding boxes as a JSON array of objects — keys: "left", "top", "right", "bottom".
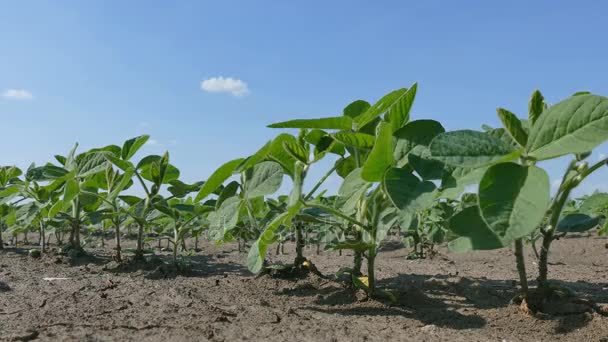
[{"left": 1, "top": 235, "right": 607, "bottom": 341}]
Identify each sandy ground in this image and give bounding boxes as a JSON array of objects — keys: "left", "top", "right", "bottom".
[{"left": 1, "top": 234, "right": 607, "bottom": 341}]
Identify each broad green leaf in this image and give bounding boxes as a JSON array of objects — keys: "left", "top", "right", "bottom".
[
  {"left": 267, "top": 116, "right": 353, "bottom": 130},
  {"left": 447, "top": 206, "right": 507, "bottom": 252},
  {"left": 195, "top": 158, "right": 244, "bottom": 202},
  {"left": 497, "top": 108, "right": 528, "bottom": 147},
  {"left": 528, "top": 90, "right": 545, "bottom": 125},
  {"left": 343, "top": 100, "right": 371, "bottom": 119},
  {"left": 282, "top": 141, "right": 309, "bottom": 164},
  {"left": 63, "top": 179, "right": 80, "bottom": 203},
  {"left": 361, "top": 122, "right": 394, "bottom": 181},
  {"left": 167, "top": 179, "right": 203, "bottom": 198},
  {"left": 439, "top": 166, "right": 487, "bottom": 200},
  {"left": 579, "top": 193, "right": 608, "bottom": 215},
  {"left": 109, "top": 168, "right": 135, "bottom": 199},
  {"left": 335, "top": 168, "right": 370, "bottom": 215},
  {"left": 527, "top": 94, "right": 608, "bottom": 160},
  {"left": 267, "top": 134, "right": 298, "bottom": 176},
  {"left": 383, "top": 168, "right": 436, "bottom": 214},
  {"left": 478, "top": 163, "right": 550, "bottom": 241},
  {"left": 76, "top": 151, "right": 112, "bottom": 178},
  {"left": 429, "top": 130, "right": 519, "bottom": 168},
  {"left": 355, "top": 88, "right": 408, "bottom": 128},
  {"left": 556, "top": 213, "right": 601, "bottom": 233},
  {"left": 335, "top": 156, "right": 356, "bottom": 178},
  {"left": 122, "top": 135, "right": 150, "bottom": 161},
  {"left": 139, "top": 162, "right": 180, "bottom": 185},
  {"left": 385, "top": 83, "right": 417, "bottom": 132},
  {"left": 333, "top": 132, "right": 375, "bottom": 149},
  {"left": 0, "top": 186, "right": 20, "bottom": 198},
  {"left": 208, "top": 196, "right": 243, "bottom": 238},
  {"left": 48, "top": 200, "right": 64, "bottom": 219},
  {"left": 394, "top": 119, "right": 445, "bottom": 166},
  {"left": 216, "top": 181, "right": 239, "bottom": 209},
  {"left": 408, "top": 148, "right": 446, "bottom": 180},
  {"left": 244, "top": 161, "right": 283, "bottom": 198}
]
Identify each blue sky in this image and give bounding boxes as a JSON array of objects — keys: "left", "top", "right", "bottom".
[{"left": 2, "top": 1, "right": 608, "bottom": 196}]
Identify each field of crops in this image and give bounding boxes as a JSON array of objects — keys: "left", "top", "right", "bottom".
[{"left": 2, "top": 87, "right": 608, "bottom": 341}]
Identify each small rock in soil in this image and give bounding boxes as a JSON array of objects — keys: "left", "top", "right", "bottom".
[{"left": 103, "top": 261, "right": 121, "bottom": 271}]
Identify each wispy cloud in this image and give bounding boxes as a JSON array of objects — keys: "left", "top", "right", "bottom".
[
  {"left": 2, "top": 89, "right": 33, "bottom": 100},
  {"left": 200, "top": 76, "right": 249, "bottom": 96},
  {"left": 598, "top": 153, "right": 606, "bottom": 161}
]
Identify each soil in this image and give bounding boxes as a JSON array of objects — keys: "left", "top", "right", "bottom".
[{"left": 1, "top": 234, "right": 607, "bottom": 341}]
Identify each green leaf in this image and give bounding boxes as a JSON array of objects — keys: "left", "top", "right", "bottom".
[
  {"left": 195, "top": 158, "right": 244, "bottom": 202},
  {"left": 361, "top": 122, "right": 394, "bottom": 181},
  {"left": 448, "top": 206, "right": 507, "bottom": 252},
  {"left": 282, "top": 140, "right": 309, "bottom": 164},
  {"left": 244, "top": 161, "right": 283, "bottom": 198},
  {"left": 208, "top": 196, "right": 243, "bottom": 239},
  {"left": 497, "top": 108, "right": 528, "bottom": 147},
  {"left": 63, "top": 179, "right": 80, "bottom": 203},
  {"left": 383, "top": 168, "right": 436, "bottom": 214},
  {"left": 335, "top": 156, "right": 356, "bottom": 179},
  {"left": 528, "top": 90, "right": 546, "bottom": 125},
  {"left": 167, "top": 179, "right": 203, "bottom": 198},
  {"left": 393, "top": 120, "right": 445, "bottom": 167},
  {"left": 429, "top": 130, "right": 519, "bottom": 168},
  {"left": 556, "top": 213, "right": 601, "bottom": 233},
  {"left": 355, "top": 88, "right": 408, "bottom": 128},
  {"left": 267, "top": 116, "right": 353, "bottom": 130},
  {"left": 216, "top": 181, "right": 239, "bottom": 209},
  {"left": 385, "top": 83, "right": 417, "bottom": 132},
  {"left": 335, "top": 168, "right": 371, "bottom": 215},
  {"left": 439, "top": 166, "right": 487, "bottom": 200},
  {"left": 122, "top": 135, "right": 150, "bottom": 161},
  {"left": 407, "top": 148, "right": 446, "bottom": 180},
  {"left": 527, "top": 94, "right": 608, "bottom": 160},
  {"left": 478, "top": 163, "right": 550, "bottom": 241},
  {"left": 267, "top": 134, "right": 298, "bottom": 176},
  {"left": 579, "top": 193, "right": 608, "bottom": 215},
  {"left": 76, "top": 151, "right": 112, "bottom": 178},
  {"left": 333, "top": 132, "right": 375, "bottom": 149},
  {"left": 343, "top": 100, "right": 371, "bottom": 118},
  {"left": 247, "top": 207, "right": 299, "bottom": 273}
]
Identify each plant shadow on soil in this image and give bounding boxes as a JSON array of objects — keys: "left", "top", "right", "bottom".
[{"left": 275, "top": 271, "right": 608, "bottom": 333}]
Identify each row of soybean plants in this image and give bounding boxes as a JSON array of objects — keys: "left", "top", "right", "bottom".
[{"left": 2, "top": 84, "right": 608, "bottom": 303}]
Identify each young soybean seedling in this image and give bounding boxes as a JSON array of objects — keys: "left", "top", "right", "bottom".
[{"left": 431, "top": 90, "right": 608, "bottom": 313}]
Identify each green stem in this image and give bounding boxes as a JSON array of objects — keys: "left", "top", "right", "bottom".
[{"left": 514, "top": 238, "right": 528, "bottom": 295}]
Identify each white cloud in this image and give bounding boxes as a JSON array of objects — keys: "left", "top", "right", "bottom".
[
  {"left": 2, "top": 89, "right": 33, "bottom": 100},
  {"left": 200, "top": 76, "right": 249, "bottom": 96},
  {"left": 598, "top": 153, "right": 606, "bottom": 161}
]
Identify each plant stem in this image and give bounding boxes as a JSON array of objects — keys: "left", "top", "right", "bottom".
[
  {"left": 367, "top": 249, "right": 376, "bottom": 295},
  {"left": 514, "top": 238, "right": 528, "bottom": 295},
  {"left": 0, "top": 219, "right": 4, "bottom": 250},
  {"left": 295, "top": 221, "right": 305, "bottom": 265},
  {"left": 114, "top": 219, "right": 122, "bottom": 261},
  {"left": 40, "top": 221, "right": 46, "bottom": 252},
  {"left": 536, "top": 158, "right": 607, "bottom": 287}
]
